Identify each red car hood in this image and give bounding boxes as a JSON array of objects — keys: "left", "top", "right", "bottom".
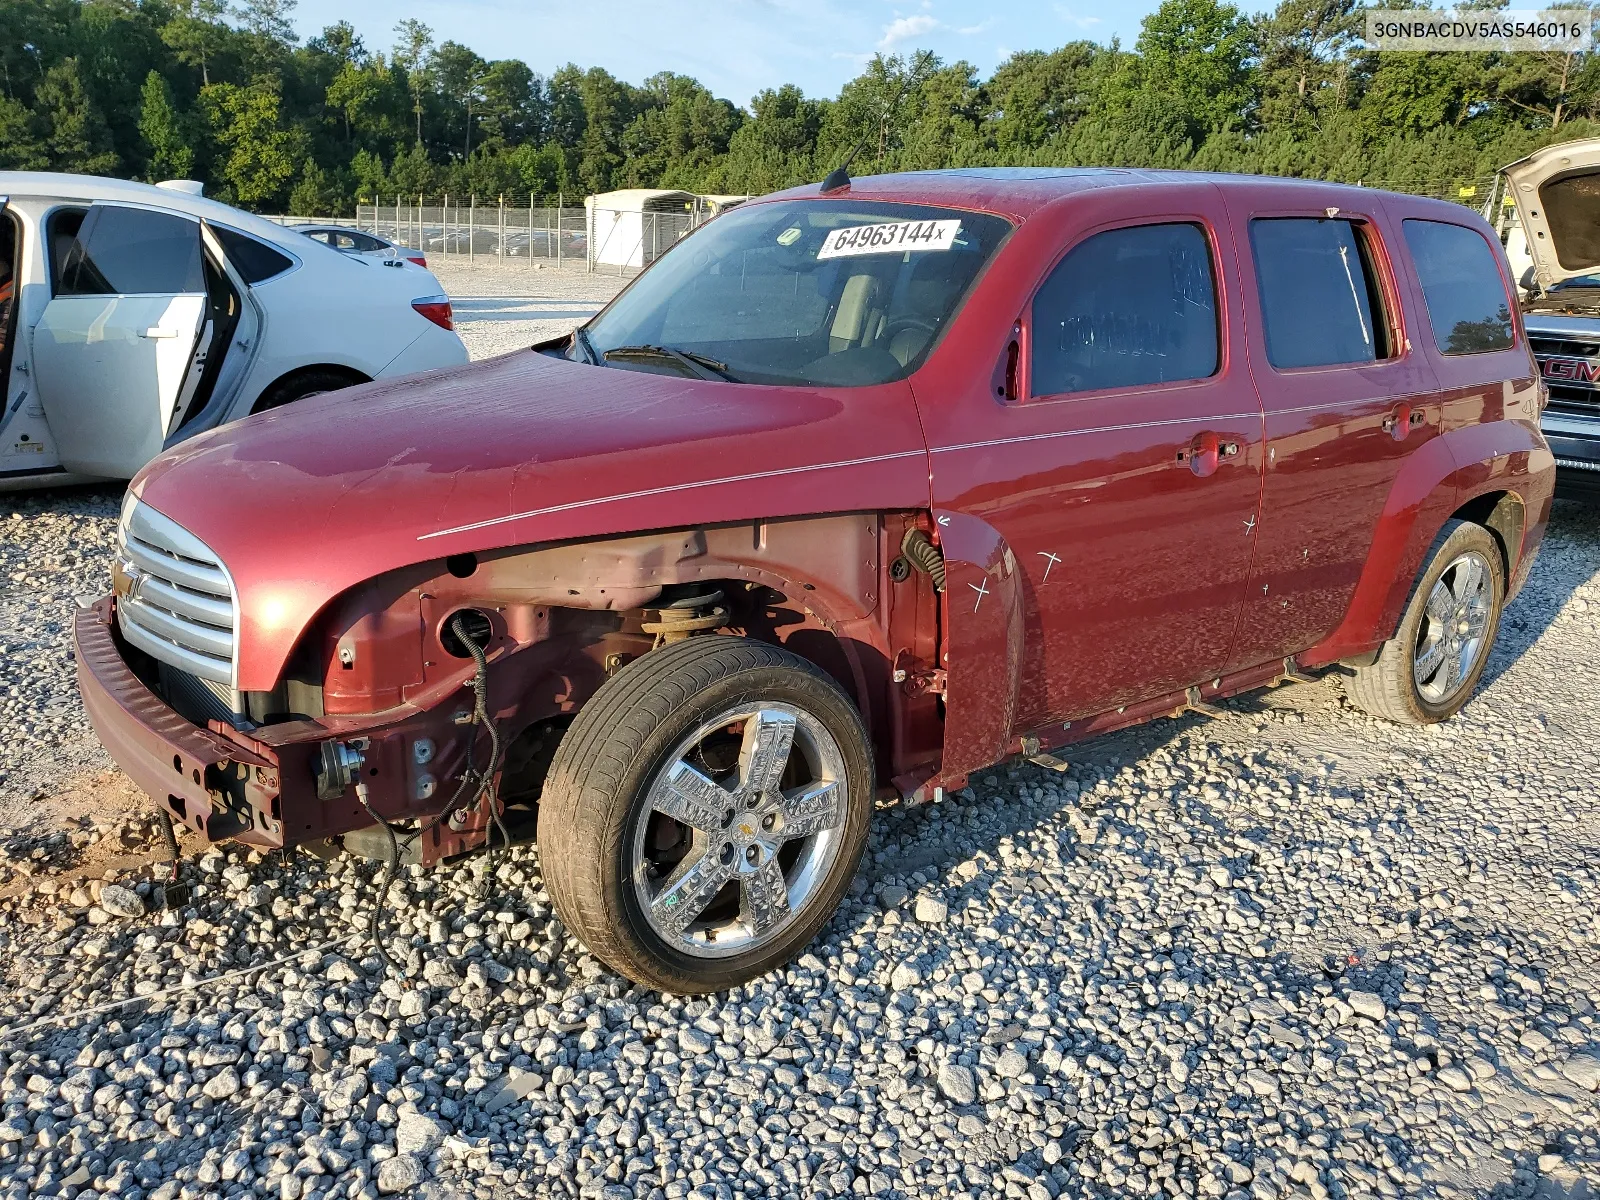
[{"left": 134, "top": 350, "right": 930, "bottom": 690}]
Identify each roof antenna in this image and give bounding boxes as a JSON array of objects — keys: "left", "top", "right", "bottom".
[{"left": 820, "top": 138, "right": 871, "bottom": 193}]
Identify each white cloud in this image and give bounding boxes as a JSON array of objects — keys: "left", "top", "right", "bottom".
[
  {"left": 1053, "top": 5, "right": 1103, "bottom": 29},
  {"left": 956, "top": 19, "right": 993, "bottom": 35},
  {"left": 879, "top": 13, "right": 940, "bottom": 48}
]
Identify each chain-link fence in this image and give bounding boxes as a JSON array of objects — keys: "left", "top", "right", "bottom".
[
  {"left": 341, "top": 200, "right": 707, "bottom": 274},
  {"left": 349, "top": 202, "right": 590, "bottom": 268}
]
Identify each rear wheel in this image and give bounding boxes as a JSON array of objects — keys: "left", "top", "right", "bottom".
[
  {"left": 1345, "top": 520, "right": 1504, "bottom": 724},
  {"left": 536, "top": 636, "right": 873, "bottom": 994}
]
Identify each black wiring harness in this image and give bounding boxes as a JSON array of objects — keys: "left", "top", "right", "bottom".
[{"left": 358, "top": 611, "right": 508, "bottom": 973}]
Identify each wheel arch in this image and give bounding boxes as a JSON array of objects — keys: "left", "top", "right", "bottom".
[
  {"left": 248, "top": 363, "right": 373, "bottom": 414},
  {"left": 293, "top": 514, "right": 928, "bottom": 799},
  {"left": 1449, "top": 488, "right": 1525, "bottom": 582},
  {"left": 1305, "top": 420, "right": 1547, "bottom": 668}
]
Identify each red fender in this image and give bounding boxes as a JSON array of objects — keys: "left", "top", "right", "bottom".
[
  {"left": 932, "top": 510, "right": 1024, "bottom": 782},
  {"left": 1304, "top": 420, "right": 1553, "bottom": 667}
]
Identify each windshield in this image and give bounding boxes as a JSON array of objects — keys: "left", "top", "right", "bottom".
[{"left": 577, "top": 199, "right": 1013, "bottom": 387}]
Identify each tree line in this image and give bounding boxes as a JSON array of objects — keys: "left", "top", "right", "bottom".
[{"left": 2, "top": 0, "right": 1599, "bottom": 214}]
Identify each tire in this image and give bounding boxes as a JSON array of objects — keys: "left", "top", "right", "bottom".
[
  {"left": 251, "top": 369, "right": 362, "bottom": 413},
  {"left": 536, "top": 635, "right": 873, "bottom": 993},
  {"left": 1345, "top": 519, "right": 1505, "bottom": 724}
]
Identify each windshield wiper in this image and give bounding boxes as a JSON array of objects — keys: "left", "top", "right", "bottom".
[
  {"left": 602, "top": 344, "right": 737, "bottom": 381},
  {"left": 572, "top": 326, "right": 600, "bottom": 365}
]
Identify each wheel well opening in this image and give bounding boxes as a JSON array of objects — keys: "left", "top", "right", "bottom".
[
  {"left": 252, "top": 364, "right": 372, "bottom": 413},
  {"left": 522, "top": 580, "right": 883, "bottom": 808},
  {"left": 1451, "top": 491, "right": 1524, "bottom": 578}
]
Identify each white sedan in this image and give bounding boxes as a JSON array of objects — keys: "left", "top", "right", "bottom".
[
  {"left": 0, "top": 173, "right": 468, "bottom": 490},
  {"left": 291, "top": 223, "right": 429, "bottom": 268}
]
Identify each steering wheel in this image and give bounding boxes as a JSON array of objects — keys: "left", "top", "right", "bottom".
[{"left": 880, "top": 315, "right": 939, "bottom": 342}]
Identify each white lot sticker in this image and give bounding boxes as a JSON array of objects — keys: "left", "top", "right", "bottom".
[{"left": 818, "top": 218, "right": 961, "bottom": 259}]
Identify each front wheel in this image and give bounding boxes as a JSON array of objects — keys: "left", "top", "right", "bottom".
[
  {"left": 1345, "top": 519, "right": 1505, "bottom": 724},
  {"left": 536, "top": 636, "right": 873, "bottom": 993}
]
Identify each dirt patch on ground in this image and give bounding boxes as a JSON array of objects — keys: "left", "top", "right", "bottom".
[{"left": 0, "top": 768, "right": 201, "bottom": 900}]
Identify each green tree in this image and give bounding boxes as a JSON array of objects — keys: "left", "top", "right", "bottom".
[
  {"left": 161, "top": 0, "right": 233, "bottom": 87},
  {"left": 479, "top": 59, "right": 544, "bottom": 147},
  {"left": 138, "top": 69, "right": 194, "bottom": 179},
  {"left": 0, "top": 95, "right": 47, "bottom": 170},
  {"left": 621, "top": 73, "right": 741, "bottom": 187},
  {"left": 308, "top": 20, "right": 364, "bottom": 66},
  {"left": 350, "top": 146, "right": 386, "bottom": 200},
  {"left": 1254, "top": 0, "right": 1360, "bottom": 130},
  {"left": 432, "top": 40, "right": 486, "bottom": 156},
  {"left": 201, "top": 78, "right": 306, "bottom": 205},
  {"left": 827, "top": 51, "right": 944, "bottom": 167},
  {"left": 288, "top": 156, "right": 346, "bottom": 214},
  {"left": 392, "top": 18, "right": 433, "bottom": 145},
  {"left": 984, "top": 43, "right": 1105, "bottom": 155},
  {"left": 1135, "top": 0, "right": 1258, "bottom": 138},
  {"left": 35, "top": 57, "right": 118, "bottom": 173}
]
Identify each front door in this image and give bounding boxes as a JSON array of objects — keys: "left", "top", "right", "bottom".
[
  {"left": 921, "top": 185, "right": 1266, "bottom": 777},
  {"left": 32, "top": 203, "right": 209, "bottom": 478},
  {"left": 1218, "top": 191, "right": 1439, "bottom": 672}
]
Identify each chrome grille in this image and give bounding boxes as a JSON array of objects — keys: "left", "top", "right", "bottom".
[{"left": 116, "top": 496, "right": 237, "bottom": 687}]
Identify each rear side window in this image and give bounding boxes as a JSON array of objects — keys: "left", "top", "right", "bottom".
[
  {"left": 1031, "top": 222, "right": 1219, "bottom": 396},
  {"left": 1250, "top": 218, "right": 1390, "bottom": 369},
  {"left": 214, "top": 226, "right": 295, "bottom": 284},
  {"left": 1402, "top": 219, "right": 1514, "bottom": 354},
  {"left": 55, "top": 204, "right": 204, "bottom": 296}
]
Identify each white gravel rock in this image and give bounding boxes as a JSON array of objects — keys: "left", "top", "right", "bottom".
[
  {"left": 1, "top": 445, "right": 1598, "bottom": 1200},
  {"left": 913, "top": 894, "right": 948, "bottom": 924},
  {"left": 937, "top": 1061, "right": 977, "bottom": 1104},
  {"left": 396, "top": 1108, "right": 449, "bottom": 1156},
  {"left": 375, "top": 1152, "right": 425, "bottom": 1193},
  {"left": 1346, "top": 989, "right": 1387, "bottom": 1021},
  {"left": 1562, "top": 1052, "right": 1600, "bottom": 1090}
]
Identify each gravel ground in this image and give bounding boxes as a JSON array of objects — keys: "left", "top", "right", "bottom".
[
  {"left": 1, "top": 281, "right": 1597, "bottom": 1199},
  {"left": 429, "top": 261, "right": 626, "bottom": 360},
  {"left": 0, "top": 502, "right": 1592, "bottom": 1200}
]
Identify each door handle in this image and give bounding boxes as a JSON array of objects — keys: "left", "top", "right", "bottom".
[
  {"left": 1382, "top": 403, "right": 1426, "bottom": 439},
  {"left": 141, "top": 327, "right": 180, "bottom": 339},
  {"left": 1177, "top": 431, "right": 1232, "bottom": 477}
]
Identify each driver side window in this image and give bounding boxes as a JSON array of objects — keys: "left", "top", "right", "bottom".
[{"left": 1031, "top": 222, "right": 1220, "bottom": 398}]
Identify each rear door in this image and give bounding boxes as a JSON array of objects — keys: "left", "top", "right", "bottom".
[
  {"left": 32, "top": 203, "right": 208, "bottom": 478},
  {"left": 1220, "top": 191, "right": 1439, "bottom": 672}
]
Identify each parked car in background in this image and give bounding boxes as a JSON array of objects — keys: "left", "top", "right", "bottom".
[
  {"left": 1497, "top": 139, "right": 1600, "bottom": 499},
  {"left": 0, "top": 173, "right": 468, "bottom": 490},
  {"left": 292, "top": 223, "right": 427, "bottom": 268},
  {"left": 77, "top": 168, "right": 1552, "bottom": 994}
]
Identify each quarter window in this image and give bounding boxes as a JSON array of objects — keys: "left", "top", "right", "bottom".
[
  {"left": 214, "top": 226, "right": 295, "bottom": 284},
  {"left": 55, "top": 205, "right": 205, "bottom": 296},
  {"left": 1250, "top": 218, "right": 1391, "bottom": 369},
  {"left": 1030, "top": 222, "right": 1220, "bottom": 396},
  {"left": 1402, "top": 219, "right": 1514, "bottom": 355}
]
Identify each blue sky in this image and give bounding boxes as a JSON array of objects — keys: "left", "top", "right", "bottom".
[{"left": 291, "top": 0, "right": 1161, "bottom": 108}]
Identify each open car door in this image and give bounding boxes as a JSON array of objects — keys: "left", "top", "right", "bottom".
[
  {"left": 32, "top": 203, "right": 209, "bottom": 478},
  {"left": 1502, "top": 138, "right": 1600, "bottom": 291}
]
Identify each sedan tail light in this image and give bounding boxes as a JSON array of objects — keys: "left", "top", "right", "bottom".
[
  {"left": 412, "top": 294, "right": 454, "bottom": 331},
  {"left": 407, "top": 255, "right": 428, "bottom": 268}
]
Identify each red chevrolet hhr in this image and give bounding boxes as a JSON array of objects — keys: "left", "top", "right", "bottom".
[{"left": 78, "top": 168, "right": 1554, "bottom": 993}]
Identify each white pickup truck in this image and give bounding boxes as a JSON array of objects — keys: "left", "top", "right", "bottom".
[{"left": 1490, "top": 140, "right": 1600, "bottom": 500}]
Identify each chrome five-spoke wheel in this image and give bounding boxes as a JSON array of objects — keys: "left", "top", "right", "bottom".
[
  {"left": 1347, "top": 518, "right": 1505, "bottom": 725},
  {"left": 538, "top": 636, "right": 873, "bottom": 993},
  {"left": 1413, "top": 551, "right": 1492, "bottom": 704},
  {"left": 631, "top": 704, "right": 847, "bottom": 957}
]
